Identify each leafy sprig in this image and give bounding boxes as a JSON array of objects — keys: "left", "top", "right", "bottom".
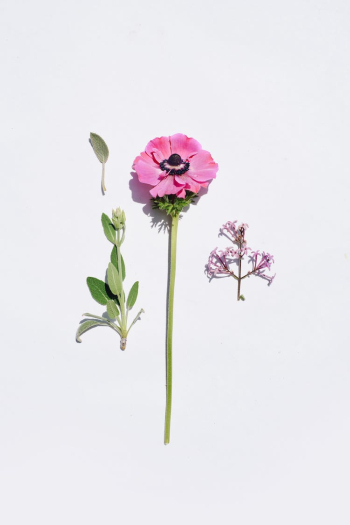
[{"left": 76, "top": 208, "right": 144, "bottom": 350}]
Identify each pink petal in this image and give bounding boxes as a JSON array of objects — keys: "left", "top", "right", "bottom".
[
  {"left": 149, "top": 186, "right": 160, "bottom": 198},
  {"left": 145, "top": 136, "right": 171, "bottom": 163},
  {"left": 188, "top": 168, "right": 218, "bottom": 182},
  {"left": 190, "top": 150, "right": 218, "bottom": 170},
  {"left": 134, "top": 157, "right": 163, "bottom": 185},
  {"left": 139, "top": 151, "right": 159, "bottom": 166},
  {"left": 187, "top": 150, "right": 218, "bottom": 182},
  {"left": 175, "top": 174, "right": 201, "bottom": 194},
  {"left": 169, "top": 133, "right": 202, "bottom": 159},
  {"left": 176, "top": 188, "right": 187, "bottom": 198},
  {"left": 150, "top": 175, "right": 185, "bottom": 198}
]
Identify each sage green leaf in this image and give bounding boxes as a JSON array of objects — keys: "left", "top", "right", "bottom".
[
  {"left": 107, "top": 299, "right": 119, "bottom": 319},
  {"left": 127, "top": 281, "right": 139, "bottom": 309},
  {"left": 84, "top": 315, "right": 122, "bottom": 336},
  {"left": 101, "top": 213, "right": 116, "bottom": 244},
  {"left": 107, "top": 262, "right": 122, "bottom": 297},
  {"left": 76, "top": 319, "right": 108, "bottom": 342},
  {"left": 127, "top": 308, "right": 144, "bottom": 334},
  {"left": 110, "top": 246, "right": 126, "bottom": 280},
  {"left": 90, "top": 132, "right": 109, "bottom": 164},
  {"left": 87, "top": 277, "right": 119, "bottom": 305},
  {"left": 82, "top": 312, "right": 109, "bottom": 322}
]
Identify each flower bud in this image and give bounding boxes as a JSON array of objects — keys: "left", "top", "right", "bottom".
[{"left": 112, "top": 207, "right": 126, "bottom": 230}]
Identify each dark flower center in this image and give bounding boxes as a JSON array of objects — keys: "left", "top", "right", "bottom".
[
  {"left": 159, "top": 153, "right": 190, "bottom": 176},
  {"left": 167, "top": 153, "right": 182, "bottom": 166}
]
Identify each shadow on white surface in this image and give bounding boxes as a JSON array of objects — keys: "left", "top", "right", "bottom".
[{"left": 129, "top": 170, "right": 210, "bottom": 233}]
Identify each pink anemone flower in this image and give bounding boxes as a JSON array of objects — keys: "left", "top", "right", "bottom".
[{"left": 133, "top": 133, "right": 218, "bottom": 198}]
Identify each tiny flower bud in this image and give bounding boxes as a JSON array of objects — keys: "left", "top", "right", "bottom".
[{"left": 112, "top": 208, "right": 126, "bottom": 230}]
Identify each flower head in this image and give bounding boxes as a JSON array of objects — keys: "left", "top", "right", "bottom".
[
  {"left": 112, "top": 207, "right": 126, "bottom": 230},
  {"left": 252, "top": 251, "right": 274, "bottom": 272},
  {"left": 207, "top": 247, "right": 233, "bottom": 278},
  {"left": 133, "top": 133, "right": 218, "bottom": 198},
  {"left": 222, "top": 221, "right": 249, "bottom": 245}
]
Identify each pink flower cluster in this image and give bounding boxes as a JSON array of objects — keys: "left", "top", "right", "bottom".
[{"left": 207, "top": 220, "right": 276, "bottom": 286}]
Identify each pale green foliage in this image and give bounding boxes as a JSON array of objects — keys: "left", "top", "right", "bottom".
[
  {"left": 111, "top": 246, "right": 126, "bottom": 280},
  {"left": 76, "top": 319, "right": 108, "bottom": 342},
  {"left": 101, "top": 213, "right": 116, "bottom": 244},
  {"left": 107, "top": 262, "right": 122, "bottom": 297},
  {"left": 127, "top": 281, "right": 139, "bottom": 309},
  {"left": 107, "top": 299, "right": 119, "bottom": 319},
  {"left": 76, "top": 207, "right": 144, "bottom": 349},
  {"left": 90, "top": 132, "right": 109, "bottom": 164},
  {"left": 86, "top": 277, "right": 116, "bottom": 305}
]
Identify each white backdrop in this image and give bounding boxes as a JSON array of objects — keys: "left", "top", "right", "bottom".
[{"left": 1, "top": 0, "right": 350, "bottom": 523}]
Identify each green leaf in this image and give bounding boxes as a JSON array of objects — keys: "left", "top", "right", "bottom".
[
  {"left": 90, "top": 132, "right": 109, "bottom": 164},
  {"left": 127, "top": 281, "right": 139, "bottom": 309},
  {"left": 76, "top": 319, "right": 108, "bottom": 342},
  {"left": 101, "top": 213, "right": 116, "bottom": 244},
  {"left": 107, "top": 299, "right": 119, "bottom": 319},
  {"left": 107, "top": 262, "right": 122, "bottom": 297},
  {"left": 110, "top": 246, "right": 126, "bottom": 280},
  {"left": 86, "top": 277, "right": 117, "bottom": 305},
  {"left": 82, "top": 312, "right": 109, "bottom": 322},
  {"left": 127, "top": 308, "right": 144, "bottom": 334}
]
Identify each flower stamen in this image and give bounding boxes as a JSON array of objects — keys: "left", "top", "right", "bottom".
[{"left": 159, "top": 154, "right": 190, "bottom": 176}]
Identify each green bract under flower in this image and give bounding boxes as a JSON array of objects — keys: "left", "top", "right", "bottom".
[{"left": 151, "top": 191, "right": 197, "bottom": 217}]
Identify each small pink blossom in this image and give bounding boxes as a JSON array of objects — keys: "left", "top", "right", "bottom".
[
  {"left": 227, "top": 245, "right": 251, "bottom": 259},
  {"left": 133, "top": 134, "right": 218, "bottom": 198},
  {"left": 207, "top": 248, "right": 232, "bottom": 277},
  {"left": 252, "top": 252, "right": 274, "bottom": 272},
  {"left": 256, "top": 272, "right": 276, "bottom": 285},
  {"left": 222, "top": 221, "right": 249, "bottom": 245}
]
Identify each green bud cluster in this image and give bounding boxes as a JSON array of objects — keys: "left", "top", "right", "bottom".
[{"left": 112, "top": 207, "right": 126, "bottom": 230}]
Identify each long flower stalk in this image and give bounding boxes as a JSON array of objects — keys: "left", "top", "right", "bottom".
[
  {"left": 164, "top": 213, "right": 179, "bottom": 444},
  {"left": 133, "top": 133, "right": 219, "bottom": 444}
]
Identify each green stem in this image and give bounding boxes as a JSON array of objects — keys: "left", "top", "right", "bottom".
[
  {"left": 164, "top": 213, "right": 179, "bottom": 445},
  {"left": 117, "top": 230, "right": 127, "bottom": 337},
  {"left": 237, "top": 241, "right": 242, "bottom": 301},
  {"left": 237, "top": 257, "right": 242, "bottom": 300},
  {"left": 102, "top": 163, "right": 106, "bottom": 193}
]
